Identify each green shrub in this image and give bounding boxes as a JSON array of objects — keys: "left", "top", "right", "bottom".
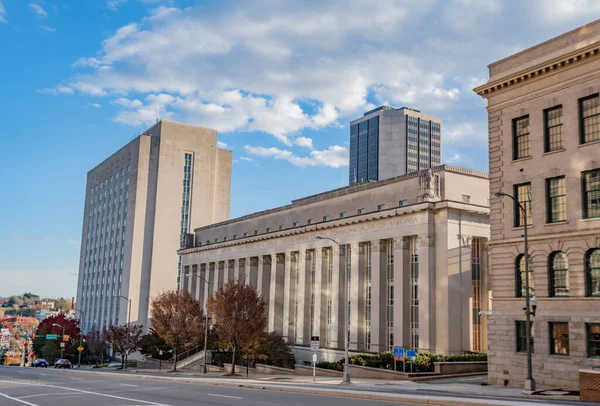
[
  {"left": 315, "top": 361, "right": 343, "bottom": 371},
  {"left": 343, "top": 352, "right": 487, "bottom": 373}
]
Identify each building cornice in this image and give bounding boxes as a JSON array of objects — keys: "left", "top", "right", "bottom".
[
  {"left": 179, "top": 199, "right": 489, "bottom": 255},
  {"left": 488, "top": 228, "right": 600, "bottom": 247},
  {"left": 474, "top": 43, "right": 600, "bottom": 98}
]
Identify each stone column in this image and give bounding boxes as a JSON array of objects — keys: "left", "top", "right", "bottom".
[
  {"left": 350, "top": 242, "right": 361, "bottom": 351},
  {"left": 418, "top": 234, "right": 435, "bottom": 352},
  {"left": 331, "top": 246, "right": 345, "bottom": 349},
  {"left": 249, "top": 257, "right": 259, "bottom": 288},
  {"left": 243, "top": 257, "right": 251, "bottom": 285},
  {"left": 200, "top": 264, "right": 208, "bottom": 312},
  {"left": 183, "top": 265, "right": 191, "bottom": 293},
  {"left": 296, "top": 250, "right": 308, "bottom": 345},
  {"left": 393, "top": 237, "right": 405, "bottom": 349},
  {"left": 357, "top": 243, "right": 367, "bottom": 351},
  {"left": 218, "top": 261, "right": 225, "bottom": 292},
  {"left": 269, "top": 253, "right": 285, "bottom": 333},
  {"left": 227, "top": 260, "right": 235, "bottom": 283},
  {"left": 209, "top": 262, "right": 217, "bottom": 297},
  {"left": 370, "top": 240, "right": 383, "bottom": 353},
  {"left": 192, "top": 264, "right": 200, "bottom": 301},
  {"left": 282, "top": 252, "right": 293, "bottom": 341},
  {"left": 259, "top": 255, "right": 272, "bottom": 310},
  {"left": 312, "top": 249, "right": 323, "bottom": 342},
  {"left": 233, "top": 259, "right": 240, "bottom": 283}
]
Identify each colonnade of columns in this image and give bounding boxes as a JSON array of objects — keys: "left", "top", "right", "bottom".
[{"left": 182, "top": 235, "right": 439, "bottom": 353}]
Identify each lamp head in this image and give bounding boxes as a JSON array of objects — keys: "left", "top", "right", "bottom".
[
  {"left": 185, "top": 274, "right": 193, "bottom": 278},
  {"left": 316, "top": 235, "right": 324, "bottom": 240},
  {"left": 494, "top": 192, "right": 506, "bottom": 197}
]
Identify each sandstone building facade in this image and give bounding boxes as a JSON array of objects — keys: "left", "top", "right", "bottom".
[
  {"left": 76, "top": 120, "right": 232, "bottom": 331},
  {"left": 475, "top": 20, "right": 600, "bottom": 388},
  {"left": 179, "top": 166, "right": 490, "bottom": 363}
]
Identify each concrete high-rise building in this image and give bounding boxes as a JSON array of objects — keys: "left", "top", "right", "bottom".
[
  {"left": 349, "top": 106, "right": 442, "bottom": 185},
  {"left": 76, "top": 120, "right": 232, "bottom": 331},
  {"left": 475, "top": 20, "right": 600, "bottom": 389}
]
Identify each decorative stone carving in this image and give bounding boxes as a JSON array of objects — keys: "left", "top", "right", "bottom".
[
  {"left": 419, "top": 169, "right": 440, "bottom": 202},
  {"left": 277, "top": 253, "right": 285, "bottom": 264},
  {"left": 460, "top": 235, "right": 473, "bottom": 247},
  {"left": 418, "top": 235, "right": 435, "bottom": 247},
  {"left": 250, "top": 257, "right": 259, "bottom": 266},
  {"left": 371, "top": 240, "right": 381, "bottom": 252}
]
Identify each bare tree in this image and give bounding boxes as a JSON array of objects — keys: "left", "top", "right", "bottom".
[
  {"left": 105, "top": 324, "right": 143, "bottom": 369},
  {"left": 86, "top": 328, "right": 109, "bottom": 365},
  {"left": 207, "top": 281, "right": 267, "bottom": 375},
  {"left": 150, "top": 290, "right": 205, "bottom": 371}
]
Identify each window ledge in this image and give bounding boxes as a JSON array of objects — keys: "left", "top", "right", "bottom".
[
  {"left": 549, "top": 354, "right": 570, "bottom": 358},
  {"left": 512, "top": 225, "right": 534, "bottom": 231},
  {"left": 543, "top": 148, "right": 566, "bottom": 156},
  {"left": 580, "top": 217, "right": 600, "bottom": 223},
  {"left": 545, "top": 221, "right": 568, "bottom": 227},
  {"left": 512, "top": 156, "right": 533, "bottom": 163},
  {"left": 579, "top": 139, "right": 600, "bottom": 148}
]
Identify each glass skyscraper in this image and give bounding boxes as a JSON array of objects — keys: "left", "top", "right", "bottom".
[{"left": 349, "top": 106, "right": 442, "bottom": 185}]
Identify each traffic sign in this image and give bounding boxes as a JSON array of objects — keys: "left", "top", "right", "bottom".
[
  {"left": 46, "top": 334, "right": 58, "bottom": 340},
  {"left": 406, "top": 349, "right": 417, "bottom": 362},
  {"left": 60, "top": 342, "right": 65, "bottom": 348},
  {"left": 393, "top": 347, "right": 404, "bottom": 361},
  {"left": 77, "top": 346, "right": 84, "bottom": 352},
  {"left": 310, "top": 336, "right": 320, "bottom": 351}
]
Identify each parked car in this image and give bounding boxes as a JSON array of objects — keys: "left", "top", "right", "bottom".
[
  {"left": 54, "top": 359, "right": 72, "bottom": 369},
  {"left": 31, "top": 359, "right": 48, "bottom": 368}
]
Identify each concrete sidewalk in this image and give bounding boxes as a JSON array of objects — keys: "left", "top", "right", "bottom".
[{"left": 71, "top": 367, "right": 587, "bottom": 405}]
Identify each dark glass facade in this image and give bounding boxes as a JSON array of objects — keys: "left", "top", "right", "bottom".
[{"left": 349, "top": 116, "right": 379, "bottom": 184}]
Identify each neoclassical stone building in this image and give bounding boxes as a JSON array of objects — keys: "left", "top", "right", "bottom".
[
  {"left": 475, "top": 20, "right": 600, "bottom": 388},
  {"left": 179, "top": 166, "right": 490, "bottom": 362}
]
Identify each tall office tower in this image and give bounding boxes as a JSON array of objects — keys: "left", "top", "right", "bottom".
[
  {"left": 76, "top": 120, "right": 232, "bottom": 331},
  {"left": 349, "top": 106, "right": 442, "bottom": 185}
]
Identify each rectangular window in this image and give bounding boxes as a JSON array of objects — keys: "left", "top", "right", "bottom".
[
  {"left": 266, "top": 227, "right": 272, "bottom": 232},
  {"left": 546, "top": 176, "right": 566, "bottom": 223},
  {"left": 544, "top": 106, "right": 563, "bottom": 152},
  {"left": 243, "top": 232, "right": 248, "bottom": 237},
  {"left": 323, "top": 216, "right": 330, "bottom": 221},
  {"left": 580, "top": 94, "right": 600, "bottom": 144},
  {"left": 583, "top": 169, "right": 600, "bottom": 219},
  {"left": 516, "top": 321, "right": 534, "bottom": 353},
  {"left": 513, "top": 116, "right": 530, "bottom": 160},
  {"left": 514, "top": 183, "right": 532, "bottom": 227},
  {"left": 462, "top": 194, "right": 471, "bottom": 203},
  {"left": 550, "top": 322, "right": 569, "bottom": 355},
  {"left": 400, "top": 200, "right": 408, "bottom": 207},
  {"left": 279, "top": 225, "right": 285, "bottom": 230},
  {"left": 378, "top": 204, "right": 386, "bottom": 211},
  {"left": 254, "top": 230, "right": 259, "bottom": 235},
  {"left": 358, "top": 208, "right": 365, "bottom": 214},
  {"left": 293, "top": 222, "right": 299, "bottom": 228},
  {"left": 233, "top": 234, "right": 237, "bottom": 239},
  {"left": 587, "top": 324, "right": 600, "bottom": 358},
  {"left": 340, "top": 212, "right": 347, "bottom": 218},
  {"left": 307, "top": 219, "right": 313, "bottom": 225},
  {"left": 409, "top": 236, "right": 419, "bottom": 349}
]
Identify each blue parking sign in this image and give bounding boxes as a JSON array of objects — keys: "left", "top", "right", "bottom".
[
  {"left": 393, "top": 347, "right": 404, "bottom": 361},
  {"left": 406, "top": 349, "right": 416, "bottom": 360}
]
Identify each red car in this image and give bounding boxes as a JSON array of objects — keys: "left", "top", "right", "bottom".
[{"left": 54, "top": 359, "right": 72, "bottom": 369}]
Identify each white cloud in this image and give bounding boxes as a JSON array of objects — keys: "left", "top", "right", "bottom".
[
  {"left": 536, "top": 0, "right": 600, "bottom": 25},
  {"left": 28, "top": 3, "right": 47, "bottom": 18},
  {"left": 216, "top": 141, "right": 231, "bottom": 150},
  {"left": 244, "top": 144, "right": 348, "bottom": 168},
  {"left": 106, "top": 0, "right": 127, "bottom": 11},
  {"left": 36, "top": 86, "right": 74, "bottom": 95},
  {"left": 240, "top": 156, "right": 254, "bottom": 162},
  {"left": 40, "top": 25, "right": 55, "bottom": 33},
  {"left": 293, "top": 136, "right": 313, "bottom": 149},
  {"left": 0, "top": 2, "right": 6, "bottom": 23},
  {"left": 86, "top": 103, "right": 102, "bottom": 108}
]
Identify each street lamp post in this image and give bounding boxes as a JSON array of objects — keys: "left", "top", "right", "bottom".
[
  {"left": 74, "top": 309, "right": 85, "bottom": 368},
  {"left": 115, "top": 295, "right": 132, "bottom": 370},
  {"left": 52, "top": 323, "right": 66, "bottom": 359},
  {"left": 495, "top": 191, "right": 536, "bottom": 392},
  {"left": 316, "top": 235, "right": 351, "bottom": 384},
  {"left": 186, "top": 273, "right": 211, "bottom": 374}
]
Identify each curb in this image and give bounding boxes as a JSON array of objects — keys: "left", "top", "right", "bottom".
[{"left": 70, "top": 369, "right": 547, "bottom": 406}]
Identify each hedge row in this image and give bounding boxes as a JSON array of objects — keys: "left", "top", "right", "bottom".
[{"left": 317, "top": 352, "right": 487, "bottom": 373}]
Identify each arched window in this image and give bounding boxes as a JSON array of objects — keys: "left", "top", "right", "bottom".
[
  {"left": 516, "top": 254, "right": 534, "bottom": 297},
  {"left": 548, "top": 251, "right": 569, "bottom": 297},
  {"left": 586, "top": 249, "right": 600, "bottom": 297}
]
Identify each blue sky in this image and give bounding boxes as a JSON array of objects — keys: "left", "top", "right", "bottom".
[{"left": 0, "top": 0, "right": 597, "bottom": 298}]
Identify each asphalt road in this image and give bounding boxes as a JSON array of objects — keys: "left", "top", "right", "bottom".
[{"left": 0, "top": 366, "right": 411, "bottom": 406}]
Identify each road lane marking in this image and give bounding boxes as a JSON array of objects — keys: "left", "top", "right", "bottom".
[
  {"left": 4, "top": 382, "right": 173, "bottom": 406},
  {"left": 39, "top": 374, "right": 48, "bottom": 376},
  {"left": 70, "top": 377, "right": 83, "bottom": 380},
  {"left": 120, "top": 383, "right": 138, "bottom": 387},
  {"left": 0, "top": 392, "right": 40, "bottom": 406},
  {"left": 208, "top": 394, "right": 243, "bottom": 400},
  {"left": 19, "top": 392, "right": 74, "bottom": 399}
]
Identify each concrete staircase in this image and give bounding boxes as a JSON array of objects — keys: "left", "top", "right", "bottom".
[{"left": 177, "top": 349, "right": 210, "bottom": 370}]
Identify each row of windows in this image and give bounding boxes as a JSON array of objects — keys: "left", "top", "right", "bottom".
[
  {"left": 515, "top": 249, "right": 600, "bottom": 298},
  {"left": 512, "top": 168, "right": 600, "bottom": 226},
  {"left": 516, "top": 321, "right": 600, "bottom": 358},
  {"left": 512, "top": 94, "right": 600, "bottom": 160},
  {"left": 199, "top": 200, "right": 410, "bottom": 246}
]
